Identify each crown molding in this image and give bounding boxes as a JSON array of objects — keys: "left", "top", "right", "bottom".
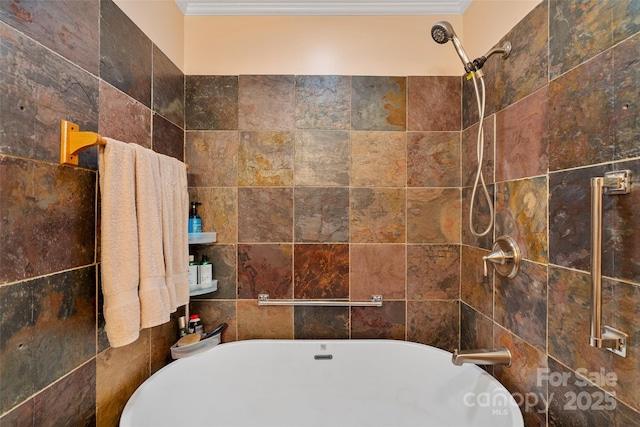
[{"left": 175, "top": 0, "right": 472, "bottom": 16}]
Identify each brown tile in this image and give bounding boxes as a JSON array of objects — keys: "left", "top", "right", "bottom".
[
  {"left": 460, "top": 302, "right": 493, "bottom": 351},
  {"left": 237, "top": 244, "right": 292, "bottom": 299},
  {"left": 239, "top": 75, "right": 295, "bottom": 130},
  {"left": 407, "top": 76, "right": 461, "bottom": 131},
  {"left": 294, "top": 306, "right": 349, "bottom": 339},
  {"left": 407, "top": 132, "right": 460, "bottom": 187},
  {"left": 0, "top": 23, "right": 99, "bottom": 164},
  {"left": 185, "top": 75, "right": 238, "bottom": 130},
  {"left": 407, "top": 244, "right": 460, "bottom": 300},
  {"left": 493, "top": 325, "right": 548, "bottom": 426},
  {"left": 34, "top": 359, "right": 96, "bottom": 427},
  {"left": 100, "top": 0, "right": 151, "bottom": 107},
  {"left": 295, "top": 75, "right": 350, "bottom": 130},
  {"left": 407, "top": 300, "right": 459, "bottom": 352},
  {"left": 462, "top": 115, "right": 494, "bottom": 187},
  {"left": 613, "top": 34, "right": 640, "bottom": 161},
  {"left": 460, "top": 245, "right": 493, "bottom": 317},
  {"left": 99, "top": 81, "right": 152, "bottom": 148},
  {"left": 189, "top": 300, "right": 238, "bottom": 342},
  {"left": 350, "top": 244, "right": 405, "bottom": 300},
  {"left": 407, "top": 188, "right": 460, "bottom": 244},
  {"left": 152, "top": 45, "right": 184, "bottom": 128},
  {"left": 294, "top": 244, "right": 349, "bottom": 299},
  {"left": 351, "top": 76, "right": 406, "bottom": 131},
  {"left": 495, "top": 177, "right": 548, "bottom": 264},
  {"left": 350, "top": 188, "right": 405, "bottom": 243},
  {"left": 237, "top": 187, "right": 293, "bottom": 243},
  {"left": 190, "top": 244, "right": 237, "bottom": 300},
  {"left": 185, "top": 131, "right": 238, "bottom": 187},
  {"left": 548, "top": 50, "right": 615, "bottom": 171},
  {"left": 150, "top": 313, "right": 179, "bottom": 374},
  {"left": 188, "top": 187, "right": 237, "bottom": 243},
  {"left": 96, "top": 331, "right": 150, "bottom": 427},
  {"left": 0, "top": 397, "right": 33, "bottom": 426},
  {"left": 237, "top": 300, "right": 293, "bottom": 340},
  {"left": 495, "top": 86, "right": 549, "bottom": 182},
  {"left": 238, "top": 131, "right": 294, "bottom": 186},
  {"left": 294, "top": 130, "right": 350, "bottom": 186},
  {"left": 495, "top": 259, "right": 547, "bottom": 351},
  {"left": 461, "top": 184, "right": 494, "bottom": 250},
  {"left": 351, "top": 301, "right": 405, "bottom": 339},
  {"left": 294, "top": 187, "right": 349, "bottom": 243},
  {"left": 152, "top": 113, "right": 183, "bottom": 161},
  {"left": 0, "top": 156, "right": 96, "bottom": 284},
  {"left": 0, "top": 0, "right": 100, "bottom": 75},
  {"left": 350, "top": 131, "right": 406, "bottom": 187}
]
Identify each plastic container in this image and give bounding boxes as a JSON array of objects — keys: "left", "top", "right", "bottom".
[{"left": 170, "top": 333, "right": 221, "bottom": 359}]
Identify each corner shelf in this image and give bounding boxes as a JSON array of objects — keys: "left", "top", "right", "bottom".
[
  {"left": 189, "top": 280, "right": 218, "bottom": 296},
  {"left": 188, "top": 232, "right": 217, "bottom": 245}
]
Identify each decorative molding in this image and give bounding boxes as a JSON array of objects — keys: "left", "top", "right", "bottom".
[{"left": 175, "top": 0, "right": 472, "bottom": 16}]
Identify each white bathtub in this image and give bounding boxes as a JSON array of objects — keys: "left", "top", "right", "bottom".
[{"left": 120, "top": 340, "right": 524, "bottom": 427}]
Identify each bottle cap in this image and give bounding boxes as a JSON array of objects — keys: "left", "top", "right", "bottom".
[{"left": 190, "top": 314, "right": 199, "bottom": 319}]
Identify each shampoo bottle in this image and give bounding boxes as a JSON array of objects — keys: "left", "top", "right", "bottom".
[
  {"left": 188, "top": 255, "right": 198, "bottom": 288},
  {"left": 199, "top": 254, "right": 213, "bottom": 287},
  {"left": 188, "top": 202, "right": 202, "bottom": 233}
]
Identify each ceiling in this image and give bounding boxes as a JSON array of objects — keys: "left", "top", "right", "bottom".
[{"left": 175, "top": 0, "right": 473, "bottom": 16}]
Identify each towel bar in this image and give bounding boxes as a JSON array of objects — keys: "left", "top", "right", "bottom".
[
  {"left": 60, "top": 120, "right": 107, "bottom": 165},
  {"left": 258, "top": 294, "right": 383, "bottom": 307}
]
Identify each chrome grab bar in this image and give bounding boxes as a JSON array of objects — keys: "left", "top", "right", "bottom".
[
  {"left": 589, "top": 171, "right": 630, "bottom": 357},
  {"left": 258, "top": 294, "right": 382, "bottom": 307}
]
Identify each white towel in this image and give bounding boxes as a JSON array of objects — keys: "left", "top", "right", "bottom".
[
  {"left": 99, "top": 138, "right": 140, "bottom": 347},
  {"left": 133, "top": 144, "right": 171, "bottom": 328}
]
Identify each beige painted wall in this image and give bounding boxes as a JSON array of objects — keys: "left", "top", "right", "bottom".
[{"left": 116, "top": 0, "right": 539, "bottom": 76}]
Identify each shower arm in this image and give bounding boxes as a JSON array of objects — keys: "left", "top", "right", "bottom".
[{"left": 471, "top": 42, "right": 512, "bottom": 71}]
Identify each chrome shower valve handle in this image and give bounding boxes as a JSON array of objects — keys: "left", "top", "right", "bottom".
[{"left": 482, "top": 236, "right": 521, "bottom": 279}]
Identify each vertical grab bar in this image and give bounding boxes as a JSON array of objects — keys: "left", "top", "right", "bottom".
[{"left": 589, "top": 171, "right": 630, "bottom": 357}]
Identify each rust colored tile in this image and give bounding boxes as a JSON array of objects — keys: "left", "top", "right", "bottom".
[
  {"left": 407, "top": 244, "right": 460, "bottom": 300},
  {"left": 190, "top": 300, "right": 238, "bottom": 342},
  {"left": 351, "top": 76, "right": 406, "bottom": 131},
  {"left": 351, "top": 301, "right": 405, "bottom": 340},
  {"left": 407, "top": 76, "right": 461, "bottom": 131},
  {"left": 350, "top": 188, "right": 405, "bottom": 243},
  {"left": 237, "top": 300, "right": 293, "bottom": 340},
  {"left": 294, "top": 187, "right": 349, "bottom": 243},
  {"left": 237, "top": 244, "right": 292, "bottom": 299},
  {"left": 99, "top": 81, "right": 152, "bottom": 148},
  {"left": 407, "top": 300, "right": 459, "bottom": 352},
  {"left": 495, "top": 177, "right": 548, "bottom": 264},
  {"left": 548, "top": 50, "right": 615, "bottom": 171},
  {"left": 294, "top": 306, "right": 349, "bottom": 339},
  {"left": 407, "top": 188, "right": 460, "bottom": 244},
  {"left": 186, "top": 131, "right": 238, "bottom": 187},
  {"left": 239, "top": 75, "right": 295, "bottom": 130},
  {"left": 190, "top": 244, "right": 237, "bottom": 300},
  {"left": 96, "top": 331, "right": 150, "bottom": 427},
  {"left": 460, "top": 302, "right": 493, "bottom": 351},
  {"left": 295, "top": 75, "right": 350, "bottom": 130},
  {"left": 350, "top": 244, "right": 405, "bottom": 301},
  {"left": 294, "top": 130, "right": 350, "bottom": 186},
  {"left": 495, "top": 260, "right": 547, "bottom": 351},
  {"left": 613, "top": 33, "right": 640, "bottom": 161},
  {"left": 100, "top": 0, "right": 151, "bottom": 107},
  {"left": 495, "top": 86, "right": 549, "bottom": 182},
  {"left": 152, "top": 114, "right": 184, "bottom": 161},
  {"left": 460, "top": 246, "right": 493, "bottom": 317},
  {"left": 188, "top": 187, "right": 237, "bottom": 243},
  {"left": 350, "top": 131, "right": 406, "bottom": 187},
  {"left": 153, "top": 45, "right": 184, "bottom": 128},
  {"left": 493, "top": 325, "right": 548, "bottom": 426},
  {"left": 462, "top": 115, "right": 494, "bottom": 188},
  {"left": 294, "top": 244, "right": 349, "bottom": 299},
  {"left": 185, "top": 75, "right": 238, "bottom": 130},
  {"left": 238, "top": 131, "right": 294, "bottom": 186},
  {"left": 237, "top": 187, "right": 293, "bottom": 243},
  {"left": 0, "top": 0, "right": 100, "bottom": 75},
  {"left": 0, "top": 156, "right": 96, "bottom": 284},
  {"left": 407, "top": 132, "right": 460, "bottom": 187}
]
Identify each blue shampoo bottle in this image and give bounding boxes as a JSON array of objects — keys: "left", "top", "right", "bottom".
[{"left": 188, "top": 201, "right": 202, "bottom": 233}]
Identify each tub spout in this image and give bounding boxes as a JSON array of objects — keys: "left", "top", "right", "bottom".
[{"left": 452, "top": 347, "right": 512, "bottom": 367}]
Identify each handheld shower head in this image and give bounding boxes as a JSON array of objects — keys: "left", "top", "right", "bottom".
[{"left": 430, "top": 21, "right": 474, "bottom": 73}]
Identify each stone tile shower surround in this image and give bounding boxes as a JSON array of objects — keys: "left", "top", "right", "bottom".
[
  {"left": 186, "top": 74, "right": 462, "bottom": 349},
  {"left": 459, "top": 1, "right": 640, "bottom": 426}
]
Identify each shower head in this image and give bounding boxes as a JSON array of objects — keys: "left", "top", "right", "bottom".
[{"left": 430, "top": 21, "right": 474, "bottom": 73}]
